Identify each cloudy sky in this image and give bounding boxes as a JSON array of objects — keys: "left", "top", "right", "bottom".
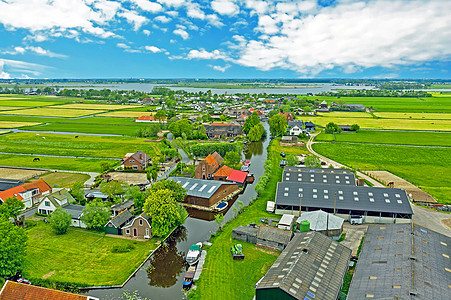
[{"left": 0, "top": 0, "right": 450, "bottom": 79}]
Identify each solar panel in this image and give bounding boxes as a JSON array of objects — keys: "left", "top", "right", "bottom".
[
  {"left": 198, "top": 184, "right": 207, "bottom": 192},
  {"left": 190, "top": 183, "right": 198, "bottom": 190},
  {"left": 208, "top": 186, "right": 216, "bottom": 193}
]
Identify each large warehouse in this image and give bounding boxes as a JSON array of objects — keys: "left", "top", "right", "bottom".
[
  {"left": 282, "top": 170, "right": 356, "bottom": 185},
  {"left": 275, "top": 182, "right": 413, "bottom": 223},
  {"left": 284, "top": 166, "right": 354, "bottom": 175}
]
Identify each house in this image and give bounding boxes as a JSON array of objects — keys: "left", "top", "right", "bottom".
[
  {"left": 348, "top": 224, "right": 451, "bottom": 300},
  {"left": 281, "top": 135, "right": 298, "bottom": 143},
  {"left": 277, "top": 214, "right": 295, "bottom": 230},
  {"left": 226, "top": 169, "right": 248, "bottom": 186},
  {"left": 232, "top": 225, "right": 259, "bottom": 244},
  {"left": 304, "top": 121, "right": 316, "bottom": 132},
  {"left": 194, "top": 152, "right": 223, "bottom": 180},
  {"left": 122, "top": 214, "right": 152, "bottom": 238},
  {"left": 282, "top": 169, "right": 356, "bottom": 185},
  {"left": 296, "top": 210, "right": 344, "bottom": 238},
  {"left": 105, "top": 209, "right": 134, "bottom": 235},
  {"left": 320, "top": 100, "right": 328, "bottom": 109},
  {"left": 0, "top": 178, "right": 51, "bottom": 208},
  {"left": 110, "top": 199, "right": 134, "bottom": 216},
  {"left": 232, "top": 224, "right": 292, "bottom": 251},
  {"left": 344, "top": 103, "right": 365, "bottom": 111},
  {"left": 255, "top": 232, "right": 352, "bottom": 300},
  {"left": 135, "top": 115, "right": 167, "bottom": 123},
  {"left": 289, "top": 125, "right": 302, "bottom": 136},
  {"left": 168, "top": 177, "right": 239, "bottom": 208},
  {"left": 85, "top": 191, "right": 108, "bottom": 201},
  {"left": 0, "top": 280, "right": 98, "bottom": 300},
  {"left": 287, "top": 120, "right": 303, "bottom": 128},
  {"left": 203, "top": 123, "right": 243, "bottom": 139},
  {"left": 122, "top": 151, "right": 150, "bottom": 171},
  {"left": 62, "top": 204, "right": 87, "bottom": 228},
  {"left": 213, "top": 165, "right": 233, "bottom": 181},
  {"left": 223, "top": 108, "right": 251, "bottom": 118},
  {"left": 279, "top": 112, "right": 294, "bottom": 122},
  {"left": 0, "top": 179, "right": 24, "bottom": 192},
  {"left": 338, "top": 125, "right": 355, "bottom": 131},
  {"left": 37, "top": 189, "right": 74, "bottom": 215}
]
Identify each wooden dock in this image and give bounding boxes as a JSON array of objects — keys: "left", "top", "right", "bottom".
[{"left": 194, "top": 250, "right": 207, "bottom": 281}]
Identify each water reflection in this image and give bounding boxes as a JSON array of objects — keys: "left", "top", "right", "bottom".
[
  {"left": 243, "top": 140, "right": 263, "bottom": 159},
  {"left": 146, "top": 227, "right": 187, "bottom": 288},
  {"left": 186, "top": 196, "right": 238, "bottom": 221}
]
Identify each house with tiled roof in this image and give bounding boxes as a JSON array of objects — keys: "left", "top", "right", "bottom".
[
  {"left": 122, "top": 214, "right": 152, "bottom": 239},
  {"left": 135, "top": 115, "right": 167, "bottom": 123},
  {"left": 195, "top": 152, "right": 224, "bottom": 180},
  {"left": 213, "top": 165, "right": 234, "bottom": 181},
  {"left": 279, "top": 112, "right": 294, "bottom": 122},
  {"left": 105, "top": 209, "right": 134, "bottom": 235},
  {"left": 203, "top": 123, "right": 243, "bottom": 139},
  {"left": 0, "top": 178, "right": 51, "bottom": 208},
  {"left": 0, "top": 280, "right": 98, "bottom": 300},
  {"left": 37, "top": 189, "right": 74, "bottom": 215},
  {"left": 122, "top": 151, "right": 151, "bottom": 171},
  {"left": 226, "top": 169, "right": 248, "bottom": 186}
]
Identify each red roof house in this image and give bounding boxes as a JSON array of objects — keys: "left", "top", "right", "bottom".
[
  {"left": 122, "top": 151, "right": 151, "bottom": 171},
  {"left": 135, "top": 115, "right": 167, "bottom": 123},
  {"left": 0, "top": 178, "right": 51, "bottom": 208},
  {"left": 227, "top": 169, "right": 248, "bottom": 185}
]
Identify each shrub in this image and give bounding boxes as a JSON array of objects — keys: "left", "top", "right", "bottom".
[{"left": 111, "top": 244, "right": 135, "bottom": 253}]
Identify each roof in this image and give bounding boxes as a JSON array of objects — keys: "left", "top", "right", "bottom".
[
  {"left": 214, "top": 165, "right": 233, "bottom": 177},
  {"left": 110, "top": 199, "right": 134, "bottom": 212},
  {"left": 304, "top": 121, "right": 316, "bottom": 127},
  {"left": 42, "top": 189, "right": 75, "bottom": 207},
  {"left": 61, "top": 204, "right": 85, "bottom": 219},
  {"left": 0, "top": 179, "right": 25, "bottom": 192},
  {"left": 276, "top": 182, "right": 413, "bottom": 215},
  {"left": 284, "top": 166, "right": 353, "bottom": 175},
  {"left": 107, "top": 209, "right": 133, "bottom": 228},
  {"left": 0, "top": 178, "right": 51, "bottom": 201},
  {"left": 211, "top": 151, "right": 224, "bottom": 164},
  {"left": 296, "top": 210, "right": 344, "bottom": 231},
  {"left": 257, "top": 225, "right": 292, "bottom": 245},
  {"left": 85, "top": 191, "right": 108, "bottom": 199},
  {"left": 288, "top": 120, "right": 303, "bottom": 127},
  {"left": 124, "top": 151, "right": 150, "bottom": 164},
  {"left": 278, "top": 214, "right": 295, "bottom": 226},
  {"left": 205, "top": 154, "right": 219, "bottom": 168},
  {"left": 283, "top": 170, "right": 356, "bottom": 185},
  {"left": 233, "top": 225, "right": 259, "bottom": 237},
  {"left": 168, "top": 177, "right": 236, "bottom": 199},
  {"left": 227, "top": 169, "right": 248, "bottom": 184},
  {"left": 256, "top": 231, "right": 351, "bottom": 300},
  {"left": 136, "top": 115, "right": 167, "bottom": 121},
  {"left": 0, "top": 280, "right": 91, "bottom": 300},
  {"left": 347, "top": 223, "right": 451, "bottom": 300}
]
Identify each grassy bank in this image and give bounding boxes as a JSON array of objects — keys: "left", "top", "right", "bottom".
[
  {"left": 190, "top": 140, "right": 309, "bottom": 300},
  {"left": 23, "top": 222, "right": 160, "bottom": 286},
  {"left": 313, "top": 142, "right": 451, "bottom": 204}
]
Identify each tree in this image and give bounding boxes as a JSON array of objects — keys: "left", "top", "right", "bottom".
[
  {"left": 0, "top": 216, "right": 27, "bottom": 277},
  {"left": 286, "top": 154, "right": 298, "bottom": 166},
  {"left": 70, "top": 182, "right": 85, "bottom": 204},
  {"left": 304, "top": 155, "right": 321, "bottom": 168},
  {"left": 99, "top": 161, "right": 113, "bottom": 173},
  {"left": 126, "top": 185, "right": 146, "bottom": 211},
  {"left": 154, "top": 109, "right": 166, "bottom": 121},
  {"left": 248, "top": 122, "right": 265, "bottom": 142},
  {"left": 350, "top": 124, "right": 360, "bottom": 131},
  {"left": 48, "top": 208, "right": 72, "bottom": 234},
  {"left": 100, "top": 180, "right": 126, "bottom": 201},
  {"left": 143, "top": 189, "right": 187, "bottom": 236},
  {"left": 268, "top": 114, "right": 287, "bottom": 137},
  {"left": 224, "top": 151, "right": 241, "bottom": 168},
  {"left": 81, "top": 199, "right": 111, "bottom": 230},
  {"left": 147, "top": 179, "right": 187, "bottom": 203},
  {"left": 151, "top": 169, "right": 158, "bottom": 181},
  {"left": 325, "top": 122, "right": 342, "bottom": 134},
  {"left": 0, "top": 197, "right": 25, "bottom": 223},
  {"left": 214, "top": 213, "right": 225, "bottom": 231},
  {"left": 242, "top": 112, "right": 260, "bottom": 134},
  {"left": 169, "top": 119, "right": 192, "bottom": 138}
]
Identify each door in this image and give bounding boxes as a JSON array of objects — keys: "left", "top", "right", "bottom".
[{"left": 133, "top": 228, "right": 137, "bottom": 237}]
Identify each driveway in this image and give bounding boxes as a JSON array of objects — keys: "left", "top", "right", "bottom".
[{"left": 412, "top": 204, "right": 451, "bottom": 237}]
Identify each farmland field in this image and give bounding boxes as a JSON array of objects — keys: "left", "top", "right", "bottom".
[
  {"left": 99, "top": 110, "right": 150, "bottom": 118},
  {"left": 39, "top": 172, "right": 90, "bottom": 188},
  {"left": 0, "top": 132, "right": 164, "bottom": 159},
  {"left": 0, "top": 121, "right": 41, "bottom": 128},
  {"left": 0, "top": 100, "right": 59, "bottom": 107},
  {"left": 317, "top": 111, "right": 372, "bottom": 118},
  {"left": 24, "top": 122, "right": 154, "bottom": 136},
  {"left": 315, "top": 131, "right": 451, "bottom": 147},
  {"left": 0, "top": 106, "right": 22, "bottom": 111},
  {"left": 55, "top": 103, "right": 140, "bottom": 110},
  {"left": 312, "top": 143, "right": 451, "bottom": 204},
  {"left": 0, "top": 108, "right": 105, "bottom": 117},
  {"left": 373, "top": 112, "right": 451, "bottom": 120},
  {"left": 0, "top": 115, "right": 137, "bottom": 125},
  {"left": 0, "top": 167, "right": 46, "bottom": 180}
]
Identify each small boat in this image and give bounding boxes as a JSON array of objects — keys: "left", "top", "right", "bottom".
[
  {"left": 244, "top": 160, "right": 251, "bottom": 166},
  {"left": 186, "top": 242, "right": 202, "bottom": 265},
  {"left": 182, "top": 266, "right": 196, "bottom": 289},
  {"left": 240, "top": 165, "right": 249, "bottom": 172},
  {"left": 216, "top": 202, "right": 228, "bottom": 212}
]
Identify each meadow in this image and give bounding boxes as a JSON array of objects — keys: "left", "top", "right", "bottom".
[
  {"left": 315, "top": 130, "right": 451, "bottom": 147},
  {"left": 99, "top": 110, "right": 151, "bottom": 118},
  {"left": 39, "top": 172, "right": 90, "bottom": 188},
  {"left": 23, "top": 222, "right": 160, "bottom": 286},
  {"left": 0, "top": 108, "right": 106, "bottom": 117},
  {"left": 0, "top": 132, "right": 163, "bottom": 159},
  {"left": 24, "top": 122, "right": 152, "bottom": 136},
  {"left": 312, "top": 143, "right": 451, "bottom": 204},
  {"left": 0, "top": 121, "right": 41, "bottom": 128},
  {"left": 373, "top": 112, "right": 451, "bottom": 120},
  {"left": 54, "top": 103, "right": 139, "bottom": 110}
]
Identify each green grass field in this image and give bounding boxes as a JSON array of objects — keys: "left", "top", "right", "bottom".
[
  {"left": 0, "top": 108, "right": 106, "bottom": 117},
  {"left": 0, "top": 115, "right": 136, "bottom": 125},
  {"left": 54, "top": 103, "right": 140, "bottom": 110},
  {"left": 373, "top": 112, "right": 451, "bottom": 120},
  {"left": 315, "top": 131, "right": 451, "bottom": 147},
  {"left": 0, "top": 121, "right": 41, "bottom": 128},
  {"left": 98, "top": 111, "right": 150, "bottom": 118},
  {"left": 312, "top": 143, "right": 451, "bottom": 204},
  {"left": 0, "top": 132, "right": 163, "bottom": 159},
  {"left": 39, "top": 172, "right": 90, "bottom": 188},
  {"left": 23, "top": 122, "right": 155, "bottom": 136},
  {"left": 23, "top": 222, "right": 159, "bottom": 286}
]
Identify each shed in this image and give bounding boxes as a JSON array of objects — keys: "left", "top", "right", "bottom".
[
  {"left": 256, "top": 225, "right": 292, "bottom": 251},
  {"left": 226, "top": 169, "right": 248, "bottom": 185},
  {"left": 105, "top": 209, "right": 134, "bottom": 235},
  {"left": 277, "top": 214, "right": 295, "bottom": 230},
  {"left": 232, "top": 225, "right": 258, "bottom": 244},
  {"left": 266, "top": 201, "right": 275, "bottom": 212},
  {"left": 296, "top": 210, "right": 344, "bottom": 237}
]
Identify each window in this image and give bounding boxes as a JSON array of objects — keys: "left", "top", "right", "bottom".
[
  {"left": 369, "top": 276, "right": 377, "bottom": 279},
  {"left": 313, "top": 194, "right": 317, "bottom": 199},
  {"left": 345, "top": 176, "right": 349, "bottom": 179},
  {"left": 368, "top": 192, "right": 373, "bottom": 196},
  {"left": 338, "top": 191, "right": 343, "bottom": 195},
  {"left": 310, "top": 179, "right": 314, "bottom": 182},
  {"left": 311, "top": 174, "right": 314, "bottom": 178},
  {"left": 395, "top": 194, "right": 401, "bottom": 198},
  {"left": 369, "top": 198, "right": 375, "bottom": 202},
  {"left": 286, "top": 173, "right": 290, "bottom": 176},
  {"left": 313, "top": 189, "right": 317, "bottom": 193},
  {"left": 384, "top": 193, "right": 389, "bottom": 197},
  {"left": 285, "top": 187, "right": 289, "bottom": 191},
  {"left": 353, "top": 191, "right": 358, "bottom": 195},
  {"left": 298, "top": 178, "right": 302, "bottom": 181},
  {"left": 336, "top": 175, "right": 339, "bottom": 179},
  {"left": 336, "top": 180, "right": 340, "bottom": 184},
  {"left": 324, "top": 195, "right": 329, "bottom": 199},
  {"left": 133, "top": 165, "right": 138, "bottom": 170},
  {"left": 324, "top": 190, "right": 328, "bottom": 194},
  {"left": 139, "top": 219, "right": 143, "bottom": 226},
  {"left": 365, "top": 294, "right": 374, "bottom": 298},
  {"left": 323, "top": 175, "right": 327, "bottom": 178},
  {"left": 323, "top": 180, "right": 327, "bottom": 183},
  {"left": 339, "top": 196, "right": 344, "bottom": 200},
  {"left": 146, "top": 228, "right": 150, "bottom": 236},
  {"left": 397, "top": 200, "right": 403, "bottom": 204},
  {"left": 346, "top": 181, "right": 350, "bottom": 184},
  {"left": 385, "top": 199, "right": 390, "bottom": 203},
  {"left": 393, "top": 285, "right": 401, "bottom": 289},
  {"left": 284, "top": 193, "right": 289, "bottom": 197},
  {"left": 126, "top": 229, "right": 130, "bottom": 234},
  {"left": 354, "top": 197, "right": 359, "bottom": 201},
  {"left": 45, "top": 201, "right": 50, "bottom": 206},
  {"left": 299, "top": 188, "right": 303, "bottom": 192},
  {"left": 202, "top": 167, "right": 205, "bottom": 171}
]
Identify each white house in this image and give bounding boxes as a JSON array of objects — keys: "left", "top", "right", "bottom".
[
  {"left": 277, "top": 214, "right": 295, "bottom": 231},
  {"left": 37, "top": 189, "right": 72, "bottom": 215},
  {"left": 289, "top": 126, "right": 303, "bottom": 136}
]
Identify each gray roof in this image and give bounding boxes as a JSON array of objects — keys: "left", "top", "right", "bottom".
[
  {"left": 0, "top": 179, "right": 24, "bottom": 192},
  {"left": 283, "top": 170, "right": 356, "bottom": 185},
  {"left": 258, "top": 225, "right": 292, "bottom": 245},
  {"left": 168, "top": 177, "right": 235, "bottom": 199},
  {"left": 256, "top": 231, "right": 351, "bottom": 300},
  {"left": 284, "top": 166, "right": 353, "bottom": 175},
  {"left": 233, "top": 225, "right": 259, "bottom": 237},
  {"left": 62, "top": 204, "right": 85, "bottom": 219},
  {"left": 85, "top": 191, "right": 108, "bottom": 199},
  {"left": 111, "top": 199, "right": 134, "bottom": 212},
  {"left": 108, "top": 209, "right": 134, "bottom": 228},
  {"left": 276, "top": 182, "right": 413, "bottom": 215},
  {"left": 288, "top": 120, "right": 303, "bottom": 127},
  {"left": 44, "top": 189, "right": 75, "bottom": 207},
  {"left": 304, "top": 121, "right": 316, "bottom": 127},
  {"left": 347, "top": 223, "right": 451, "bottom": 300},
  {"left": 296, "top": 210, "right": 344, "bottom": 231}
]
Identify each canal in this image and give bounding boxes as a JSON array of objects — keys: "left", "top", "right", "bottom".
[{"left": 85, "top": 122, "right": 271, "bottom": 300}]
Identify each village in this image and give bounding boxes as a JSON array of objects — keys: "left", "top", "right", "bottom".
[{"left": 0, "top": 90, "right": 450, "bottom": 300}]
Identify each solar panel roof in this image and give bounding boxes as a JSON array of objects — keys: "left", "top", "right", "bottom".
[
  {"left": 283, "top": 170, "right": 356, "bottom": 185},
  {"left": 168, "top": 176, "right": 235, "bottom": 199}
]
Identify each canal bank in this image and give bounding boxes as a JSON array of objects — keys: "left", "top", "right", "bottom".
[{"left": 84, "top": 122, "right": 271, "bottom": 300}]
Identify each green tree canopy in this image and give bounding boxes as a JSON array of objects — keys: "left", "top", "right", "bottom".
[
  {"left": 248, "top": 122, "right": 265, "bottom": 142},
  {"left": 147, "top": 179, "right": 187, "bottom": 203},
  {"left": 268, "top": 114, "right": 287, "bottom": 137},
  {"left": 304, "top": 155, "right": 322, "bottom": 168},
  {"left": 325, "top": 122, "right": 342, "bottom": 134},
  {"left": 0, "top": 216, "right": 27, "bottom": 277},
  {"left": 126, "top": 185, "right": 146, "bottom": 212},
  {"left": 143, "top": 189, "right": 187, "bottom": 236},
  {"left": 286, "top": 154, "right": 298, "bottom": 166},
  {"left": 0, "top": 197, "right": 25, "bottom": 222},
  {"left": 242, "top": 112, "right": 260, "bottom": 134},
  {"left": 224, "top": 151, "right": 241, "bottom": 168},
  {"left": 81, "top": 199, "right": 111, "bottom": 230},
  {"left": 169, "top": 119, "right": 193, "bottom": 138},
  {"left": 48, "top": 208, "right": 72, "bottom": 235},
  {"left": 350, "top": 124, "right": 360, "bottom": 131},
  {"left": 100, "top": 180, "right": 127, "bottom": 201},
  {"left": 70, "top": 182, "right": 85, "bottom": 205}
]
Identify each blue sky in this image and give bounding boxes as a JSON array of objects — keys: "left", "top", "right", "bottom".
[{"left": 0, "top": 0, "right": 450, "bottom": 79}]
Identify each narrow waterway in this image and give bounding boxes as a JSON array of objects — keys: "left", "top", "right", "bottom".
[{"left": 85, "top": 122, "right": 271, "bottom": 300}]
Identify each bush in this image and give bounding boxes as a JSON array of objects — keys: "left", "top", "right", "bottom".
[
  {"left": 111, "top": 244, "right": 135, "bottom": 253},
  {"left": 48, "top": 208, "right": 72, "bottom": 235}
]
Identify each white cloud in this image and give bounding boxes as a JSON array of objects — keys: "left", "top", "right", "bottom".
[
  {"left": 211, "top": 0, "right": 239, "bottom": 16},
  {"left": 166, "top": 10, "right": 178, "bottom": 17},
  {"left": 186, "top": 49, "right": 227, "bottom": 60},
  {"left": 2, "top": 46, "right": 67, "bottom": 58},
  {"left": 117, "top": 43, "right": 130, "bottom": 49},
  {"left": 119, "top": 10, "right": 148, "bottom": 30},
  {"left": 142, "top": 29, "right": 151, "bottom": 35},
  {"left": 0, "top": 58, "right": 48, "bottom": 78},
  {"left": 186, "top": 2, "right": 205, "bottom": 20},
  {"left": 0, "top": 61, "right": 11, "bottom": 79},
  {"left": 157, "top": 0, "right": 186, "bottom": 7},
  {"left": 173, "top": 28, "right": 189, "bottom": 39},
  {"left": 209, "top": 64, "right": 231, "bottom": 72},
  {"left": 131, "top": 0, "right": 162, "bottom": 13},
  {"left": 145, "top": 45, "right": 162, "bottom": 53},
  {"left": 205, "top": 14, "right": 224, "bottom": 27},
  {"left": 155, "top": 15, "right": 171, "bottom": 23}
]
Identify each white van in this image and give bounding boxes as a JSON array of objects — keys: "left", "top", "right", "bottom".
[{"left": 350, "top": 214, "right": 363, "bottom": 225}]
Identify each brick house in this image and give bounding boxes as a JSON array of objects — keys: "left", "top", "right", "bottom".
[
  {"left": 0, "top": 178, "right": 52, "bottom": 208},
  {"left": 122, "top": 214, "right": 152, "bottom": 238},
  {"left": 203, "top": 123, "right": 243, "bottom": 139},
  {"left": 122, "top": 151, "right": 150, "bottom": 171},
  {"left": 279, "top": 112, "right": 294, "bottom": 122},
  {"left": 213, "top": 165, "right": 233, "bottom": 181},
  {"left": 194, "top": 152, "right": 224, "bottom": 180}
]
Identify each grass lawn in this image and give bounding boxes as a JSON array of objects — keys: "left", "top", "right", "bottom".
[
  {"left": 190, "top": 140, "right": 308, "bottom": 300},
  {"left": 54, "top": 103, "right": 140, "bottom": 110},
  {"left": 0, "top": 121, "right": 41, "bottom": 128},
  {"left": 373, "top": 112, "right": 451, "bottom": 120},
  {"left": 315, "top": 130, "right": 451, "bottom": 147},
  {"left": 39, "top": 172, "right": 90, "bottom": 188},
  {"left": 0, "top": 108, "right": 105, "bottom": 117},
  {"left": 0, "top": 154, "right": 117, "bottom": 172},
  {"left": 99, "top": 111, "right": 151, "bottom": 118},
  {"left": 0, "top": 106, "right": 23, "bottom": 111},
  {"left": 24, "top": 122, "right": 152, "bottom": 136},
  {"left": 0, "top": 132, "right": 163, "bottom": 159},
  {"left": 313, "top": 142, "right": 451, "bottom": 204},
  {"left": 23, "top": 222, "right": 160, "bottom": 286},
  {"left": 316, "top": 111, "right": 372, "bottom": 118},
  {"left": 0, "top": 115, "right": 137, "bottom": 125},
  {"left": 0, "top": 100, "right": 59, "bottom": 107}
]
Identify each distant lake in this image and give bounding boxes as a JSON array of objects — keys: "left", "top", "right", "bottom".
[{"left": 50, "top": 82, "right": 376, "bottom": 95}]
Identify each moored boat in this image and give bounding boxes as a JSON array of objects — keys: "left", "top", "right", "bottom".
[
  {"left": 186, "top": 242, "right": 202, "bottom": 265},
  {"left": 182, "top": 266, "right": 196, "bottom": 288},
  {"left": 215, "top": 201, "right": 228, "bottom": 212}
]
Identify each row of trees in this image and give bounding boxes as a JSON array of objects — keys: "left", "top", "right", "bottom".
[
  {"left": 190, "top": 142, "right": 241, "bottom": 158},
  {"left": 168, "top": 119, "right": 208, "bottom": 140},
  {"left": 268, "top": 114, "right": 288, "bottom": 137},
  {"left": 243, "top": 112, "right": 266, "bottom": 142}
]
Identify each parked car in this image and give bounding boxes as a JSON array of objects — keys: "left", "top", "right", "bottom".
[
  {"left": 280, "top": 160, "right": 287, "bottom": 167},
  {"left": 280, "top": 152, "right": 286, "bottom": 157}
]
